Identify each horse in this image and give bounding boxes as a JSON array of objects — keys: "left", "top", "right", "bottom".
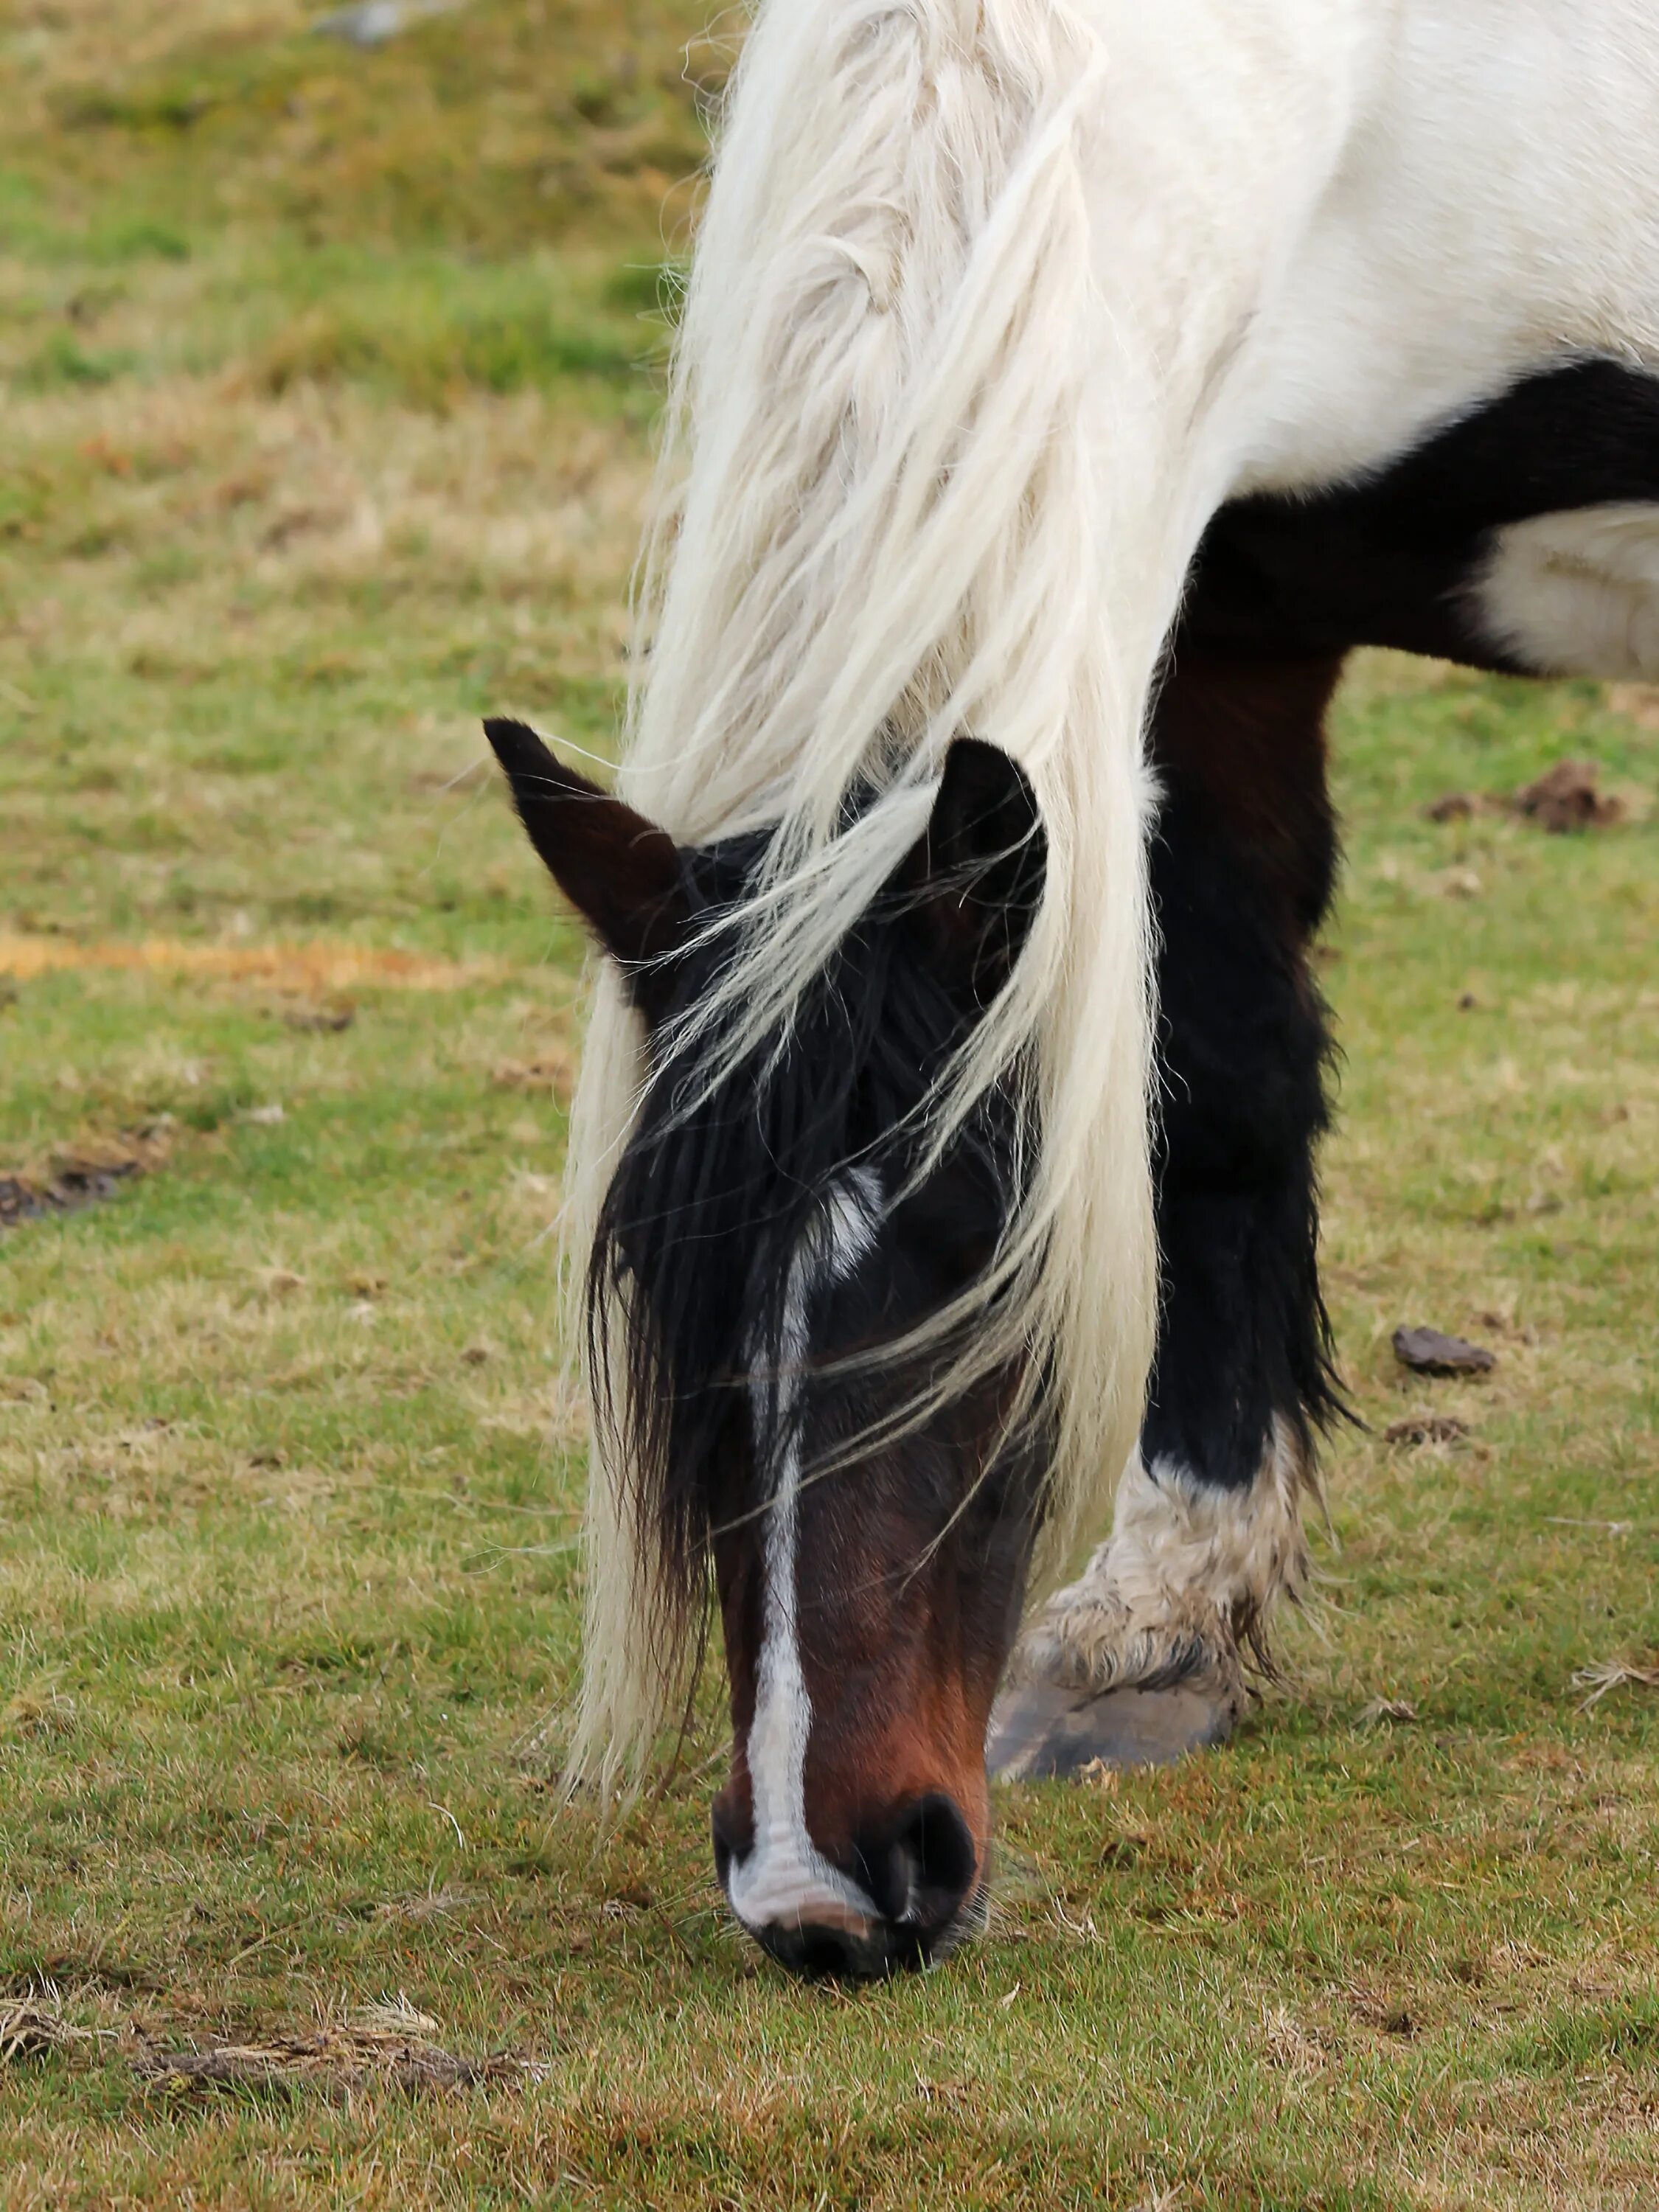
[{"left": 485, "top": 0, "right": 1659, "bottom": 1978}]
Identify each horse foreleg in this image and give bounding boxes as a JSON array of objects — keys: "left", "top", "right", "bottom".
[{"left": 990, "top": 655, "right": 1343, "bottom": 1778}]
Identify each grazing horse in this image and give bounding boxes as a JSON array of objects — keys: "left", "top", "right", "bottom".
[{"left": 487, "top": 0, "right": 1659, "bottom": 1976}]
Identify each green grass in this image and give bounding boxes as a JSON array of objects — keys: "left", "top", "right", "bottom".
[{"left": 2, "top": 5, "right": 1658, "bottom": 2206}]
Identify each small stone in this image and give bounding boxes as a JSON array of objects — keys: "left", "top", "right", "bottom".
[{"left": 1391, "top": 1326, "right": 1495, "bottom": 1376}]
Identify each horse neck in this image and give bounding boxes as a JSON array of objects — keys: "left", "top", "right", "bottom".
[{"left": 626, "top": 0, "right": 1384, "bottom": 849}]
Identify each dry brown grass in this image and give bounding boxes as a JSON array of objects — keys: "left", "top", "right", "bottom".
[{"left": 0, "top": 935, "right": 499, "bottom": 990}]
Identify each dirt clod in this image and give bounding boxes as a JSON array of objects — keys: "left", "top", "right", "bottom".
[
  {"left": 1424, "top": 759, "right": 1630, "bottom": 833},
  {"left": 1512, "top": 759, "right": 1625, "bottom": 832}
]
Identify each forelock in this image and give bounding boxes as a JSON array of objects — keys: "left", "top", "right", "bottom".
[{"left": 583, "top": 841, "right": 1011, "bottom": 1638}]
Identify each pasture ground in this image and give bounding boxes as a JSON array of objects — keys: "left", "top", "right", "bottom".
[{"left": 1, "top": 6, "right": 1657, "bottom": 2206}]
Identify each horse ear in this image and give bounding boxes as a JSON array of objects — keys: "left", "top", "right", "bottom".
[
  {"left": 484, "top": 718, "right": 690, "bottom": 975},
  {"left": 900, "top": 737, "right": 1047, "bottom": 1004}
]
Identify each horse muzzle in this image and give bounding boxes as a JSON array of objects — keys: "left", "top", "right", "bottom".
[{"left": 712, "top": 1785, "right": 984, "bottom": 1980}]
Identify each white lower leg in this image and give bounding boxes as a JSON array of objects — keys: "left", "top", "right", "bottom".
[{"left": 1010, "top": 1417, "right": 1318, "bottom": 1699}]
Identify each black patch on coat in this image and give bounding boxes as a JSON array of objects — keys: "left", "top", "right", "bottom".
[{"left": 1183, "top": 357, "right": 1659, "bottom": 670}]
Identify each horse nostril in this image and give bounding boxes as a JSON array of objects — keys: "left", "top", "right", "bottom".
[
  {"left": 895, "top": 1792, "right": 978, "bottom": 1920},
  {"left": 856, "top": 1792, "right": 978, "bottom": 1928},
  {"left": 799, "top": 1926, "right": 860, "bottom": 1978}
]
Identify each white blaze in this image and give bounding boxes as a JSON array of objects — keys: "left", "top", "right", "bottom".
[{"left": 727, "top": 1173, "right": 883, "bottom": 1936}]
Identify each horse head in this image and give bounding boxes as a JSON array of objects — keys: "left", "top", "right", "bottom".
[{"left": 487, "top": 717, "right": 1051, "bottom": 1975}]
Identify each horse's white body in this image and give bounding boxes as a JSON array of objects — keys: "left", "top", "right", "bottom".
[
  {"left": 1221, "top": 4, "right": 1658, "bottom": 489},
  {"left": 568, "top": 0, "right": 1659, "bottom": 1784},
  {"left": 1064, "top": 0, "right": 1659, "bottom": 639}
]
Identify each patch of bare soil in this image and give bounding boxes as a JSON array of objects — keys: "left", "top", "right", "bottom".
[
  {"left": 0, "top": 934, "right": 498, "bottom": 993},
  {"left": 0, "top": 1122, "right": 174, "bottom": 1233}
]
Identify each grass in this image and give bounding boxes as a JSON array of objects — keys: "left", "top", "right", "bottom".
[{"left": 1, "top": 4, "right": 1657, "bottom": 2205}]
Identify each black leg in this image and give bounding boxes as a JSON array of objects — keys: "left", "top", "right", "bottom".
[{"left": 1144, "top": 655, "right": 1345, "bottom": 1518}]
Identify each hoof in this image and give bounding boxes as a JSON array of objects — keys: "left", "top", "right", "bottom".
[{"left": 985, "top": 1677, "right": 1240, "bottom": 1782}]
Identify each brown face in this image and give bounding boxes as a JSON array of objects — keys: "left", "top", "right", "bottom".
[
  {"left": 483, "top": 717, "right": 1048, "bottom": 1978},
  {"left": 707, "top": 1231, "right": 1042, "bottom": 1978}
]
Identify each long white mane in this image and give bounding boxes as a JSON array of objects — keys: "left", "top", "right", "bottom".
[{"left": 565, "top": 0, "right": 1162, "bottom": 1789}]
